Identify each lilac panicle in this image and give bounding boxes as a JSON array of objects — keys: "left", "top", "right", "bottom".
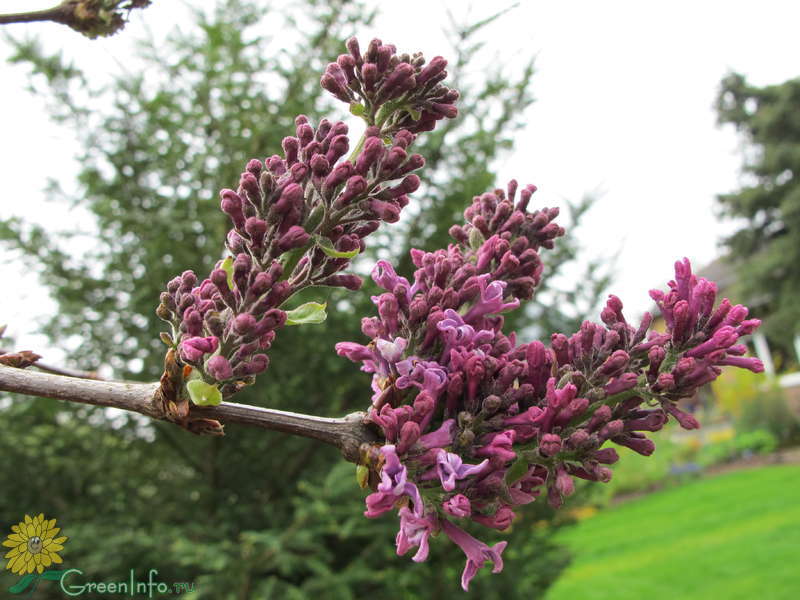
[
  {"left": 322, "top": 37, "right": 459, "bottom": 136},
  {"left": 157, "top": 38, "right": 458, "bottom": 400},
  {"left": 339, "top": 175, "right": 763, "bottom": 589}
]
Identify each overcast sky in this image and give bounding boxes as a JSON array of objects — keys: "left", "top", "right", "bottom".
[{"left": 1, "top": 0, "right": 798, "bottom": 363}]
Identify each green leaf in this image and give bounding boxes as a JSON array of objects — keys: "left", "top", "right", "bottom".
[
  {"left": 159, "top": 332, "right": 174, "bottom": 347},
  {"left": 219, "top": 256, "right": 234, "bottom": 289},
  {"left": 186, "top": 380, "right": 223, "bottom": 406},
  {"left": 285, "top": 302, "right": 327, "bottom": 326},
  {"left": 407, "top": 107, "right": 421, "bottom": 121},
  {"left": 41, "top": 570, "right": 65, "bottom": 581},
  {"left": 468, "top": 227, "right": 485, "bottom": 250},
  {"left": 9, "top": 574, "right": 37, "bottom": 594},
  {"left": 314, "top": 235, "right": 359, "bottom": 259},
  {"left": 504, "top": 457, "right": 529, "bottom": 486},
  {"left": 356, "top": 464, "right": 369, "bottom": 489},
  {"left": 349, "top": 102, "right": 366, "bottom": 116}
]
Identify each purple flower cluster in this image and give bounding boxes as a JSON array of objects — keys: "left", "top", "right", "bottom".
[
  {"left": 322, "top": 37, "right": 459, "bottom": 135},
  {"left": 156, "top": 38, "right": 458, "bottom": 398},
  {"left": 338, "top": 183, "right": 764, "bottom": 590}
]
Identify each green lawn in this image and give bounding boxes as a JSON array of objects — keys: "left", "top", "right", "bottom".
[{"left": 546, "top": 465, "right": 800, "bottom": 600}]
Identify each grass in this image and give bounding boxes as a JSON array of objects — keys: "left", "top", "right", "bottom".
[{"left": 546, "top": 465, "right": 800, "bottom": 600}]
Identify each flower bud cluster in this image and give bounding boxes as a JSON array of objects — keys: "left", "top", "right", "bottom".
[
  {"left": 156, "top": 38, "right": 455, "bottom": 399},
  {"left": 322, "top": 37, "right": 459, "bottom": 135},
  {"left": 338, "top": 187, "right": 763, "bottom": 589}
]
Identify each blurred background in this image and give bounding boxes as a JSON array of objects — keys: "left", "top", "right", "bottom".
[{"left": 0, "top": 1, "right": 798, "bottom": 598}]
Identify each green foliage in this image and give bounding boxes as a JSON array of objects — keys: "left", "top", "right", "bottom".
[
  {"left": 0, "top": 2, "right": 612, "bottom": 597},
  {"left": 710, "top": 365, "right": 768, "bottom": 417},
  {"left": 696, "top": 429, "right": 778, "bottom": 467},
  {"left": 736, "top": 387, "right": 800, "bottom": 447},
  {"left": 716, "top": 73, "right": 800, "bottom": 363},
  {"left": 547, "top": 465, "right": 800, "bottom": 600}
]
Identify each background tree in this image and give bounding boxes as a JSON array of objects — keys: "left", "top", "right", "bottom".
[
  {"left": 0, "top": 1, "right": 609, "bottom": 597},
  {"left": 716, "top": 73, "right": 800, "bottom": 368}
]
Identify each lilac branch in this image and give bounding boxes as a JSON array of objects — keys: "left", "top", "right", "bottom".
[
  {"left": 0, "top": 364, "right": 375, "bottom": 462},
  {"left": 0, "top": 1, "right": 152, "bottom": 38}
]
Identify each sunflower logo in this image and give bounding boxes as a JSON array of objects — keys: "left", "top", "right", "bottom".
[{"left": 3, "top": 514, "right": 67, "bottom": 575}]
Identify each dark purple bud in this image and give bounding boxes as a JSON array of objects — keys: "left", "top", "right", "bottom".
[
  {"left": 207, "top": 355, "right": 233, "bottom": 381},
  {"left": 665, "top": 403, "right": 700, "bottom": 430},
  {"left": 319, "top": 273, "right": 363, "bottom": 290},
  {"left": 180, "top": 336, "right": 219, "bottom": 363},
  {"left": 326, "top": 134, "right": 350, "bottom": 164},
  {"left": 310, "top": 154, "right": 330, "bottom": 177},
  {"left": 598, "top": 419, "right": 624, "bottom": 441},
  {"left": 396, "top": 421, "right": 420, "bottom": 454},
  {"left": 220, "top": 189, "right": 246, "bottom": 229},
  {"left": 246, "top": 159, "right": 263, "bottom": 175},
  {"left": 183, "top": 308, "right": 203, "bottom": 337},
  {"left": 274, "top": 183, "right": 304, "bottom": 214},
  {"left": 244, "top": 217, "right": 268, "bottom": 248},
  {"left": 210, "top": 269, "right": 236, "bottom": 307},
  {"left": 370, "top": 199, "right": 401, "bottom": 222},
  {"left": 539, "top": 433, "right": 562, "bottom": 457},
  {"left": 355, "top": 137, "right": 385, "bottom": 175},
  {"left": 593, "top": 447, "right": 619, "bottom": 464},
  {"left": 604, "top": 372, "right": 639, "bottom": 396},
  {"left": 625, "top": 410, "right": 667, "bottom": 432},
  {"left": 232, "top": 313, "right": 257, "bottom": 336},
  {"left": 597, "top": 350, "right": 630, "bottom": 378},
  {"left": 277, "top": 225, "right": 310, "bottom": 252},
  {"left": 334, "top": 176, "right": 368, "bottom": 208},
  {"left": 282, "top": 136, "right": 300, "bottom": 164},
  {"left": 346, "top": 37, "right": 362, "bottom": 63},
  {"left": 442, "top": 494, "right": 471, "bottom": 518},
  {"left": 555, "top": 467, "right": 574, "bottom": 497},
  {"left": 324, "top": 162, "right": 354, "bottom": 191},
  {"left": 416, "top": 56, "right": 447, "bottom": 86},
  {"left": 613, "top": 433, "right": 655, "bottom": 456}
]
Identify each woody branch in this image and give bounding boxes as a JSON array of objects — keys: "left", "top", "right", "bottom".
[{"left": 0, "top": 364, "right": 375, "bottom": 462}]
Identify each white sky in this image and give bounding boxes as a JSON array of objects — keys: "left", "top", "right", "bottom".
[{"left": 1, "top": 0, "right": 799, "bottom": 363}]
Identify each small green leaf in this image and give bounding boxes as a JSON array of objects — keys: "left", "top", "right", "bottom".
[
  {"left": 314, "top": 235, "right": 359, "bottom": 259},
  {"left": 304, "top": 203, "right": 325, "bottom": 232},
  {"left": 285, "top": 302, "right": 327, "bottom": 326},
  {"left": 468, "top": 226, "right": 485, "bottom": 251},
  {"left": 349, "top": 102, "right": 366, "bottom": 116},
  {"left": 220, "top": 256, "right": 235, "bottom": 289},
  {"left": 356, "top": 464, "right": 369, "bottom": 489},
  {"left": 159, "top": 332, "right": 174, "bottom": 347},
  {"left": 407, "top": 107, "right": 422, "bottom": 121},
  {"left": 41, "top": 570, "right": 66, "bottom": 581},
  {"left": 9, "top": 573, "right": 37, "bottom": 594},
  {"left": 186, "top": 380, "right": 223, "bottom": 406},
  {"left": 504, "top": 457, "right": 529, "bottom": 486}
]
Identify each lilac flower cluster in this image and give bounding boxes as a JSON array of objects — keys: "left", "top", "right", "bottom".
[
  {"left": 337, "top": 183, "right": 764, "bottom": 590},
  {"left": 156, "top": 39, "right": 458, "bottom": 399},
  {"left": 322, "top": 37, "right": 459, "bottom": 135}
]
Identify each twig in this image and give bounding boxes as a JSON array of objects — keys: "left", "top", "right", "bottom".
[
  {"left": 0, "top": 364, "right": 376, "bottom": 462},
  {"left": 0, "top": 1, "right": 152, "bottom": 39},
  {"left": 0, "top": 348, "right": 103, "bottom": 380},
  {"left": 0, "top": 5, "right": 71, "bottom": 26}
]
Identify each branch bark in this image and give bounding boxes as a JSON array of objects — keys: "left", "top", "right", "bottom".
[
  {"left": 0, "top": 364, "right": 376, "bottom": 462},
  {"left": 0, "top": 1, "right": 152, "bottom": 38},
  {"left": 0, "top": 5, "right": 72, "bottom": 26}
]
